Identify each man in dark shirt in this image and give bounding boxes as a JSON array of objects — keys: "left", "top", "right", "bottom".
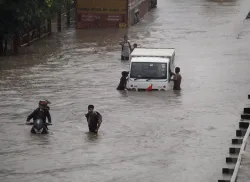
[
  {"left": 171, "top": 67, "right": 182, "bottom": 90},
  {"left": 131, "top": 43, "right": 138, "bottom": 52},
  {"left": 117, "top": 71, "right": 129, "bottom": 90},
  {"left": 85, "top": 105, "right": 102, "bottom": 133},
  {"left": 26, "top": 100, "right": 51, "bottom": 124}
]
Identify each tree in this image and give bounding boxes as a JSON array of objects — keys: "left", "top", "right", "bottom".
[{"left": 0, "top": 0, "right": 75, "bottom": 55}]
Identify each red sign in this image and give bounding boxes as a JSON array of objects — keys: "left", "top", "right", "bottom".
[
  {"left": 81, "top": 13, "right": 101, "bottom": 22},
  {"left": 76, "top": 10, "right": 126, "bottom": 29},
  {"left": 106, "top": 15, "right": 121, "bottom": 21},
  {"left": 79, "top": 13, "right": 121, "bottom": 22}
]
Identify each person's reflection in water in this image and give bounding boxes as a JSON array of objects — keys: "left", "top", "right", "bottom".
[
  {"left": 85, "top": 132, "right": 100, "bottom": 142},
  {"left": 118, "top": 89, "right": 128, "bottom": 98},
  {"left": 29, "top": 134, "right": 51, "bottom": 146},
  {"left": 173, "top": 89, "right": 182, "bottom": 97},
  {"left": 172, "top": 89, "right": 182, "bottom": 106}
]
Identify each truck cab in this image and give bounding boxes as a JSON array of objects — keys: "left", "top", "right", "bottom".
[{"left": 126, "top": 48, "right": 175, "bottom": 91}]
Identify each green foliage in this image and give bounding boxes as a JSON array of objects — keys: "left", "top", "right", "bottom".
[{"left": 0, "top": 0, "right": 75, "bottom": 39}]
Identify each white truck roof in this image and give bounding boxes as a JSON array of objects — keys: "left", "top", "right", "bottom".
[
  {"left": 131, "top": 57, "right": 169, "bottom": 63},
  {"left": 131, "top": 48, "right": 175, "bottom": 58}
]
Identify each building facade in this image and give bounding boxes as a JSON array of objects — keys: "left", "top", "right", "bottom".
[{"left": 76, "top": 0, "right": 157, "bottom": 29}]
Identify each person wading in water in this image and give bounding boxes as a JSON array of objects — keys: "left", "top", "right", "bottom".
[
  {"left": 131, "top": 43, "right": 138, "bottom": 52},
  {"left": 85, "top": 105, "right": 102, "bottom": 134},
  {"left": 171, "top": 67, "right": 182, "bottom": 90},
  {"left": 117, "top": 71, "right": 129, "bottom": 90},
  {"left": 120, "top": 35, "right": 132, "bottom": 60}
]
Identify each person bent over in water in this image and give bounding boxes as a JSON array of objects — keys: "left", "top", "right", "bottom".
[
  {"left": 131, "top": 43, "right": 137, "bottom": 52},
  {"left": 85, "top": 105, "right": 102, "bottom": 133},
  {"left": 117, "top": 71, "right": 129, "bottom": 90},
  {"left": 171, "top": 67, "right": 182, "bottom": 90}
]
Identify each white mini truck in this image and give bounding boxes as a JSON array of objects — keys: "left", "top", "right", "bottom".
[{"left": 126, "top": 48, "right": 175, "bottom": 91}]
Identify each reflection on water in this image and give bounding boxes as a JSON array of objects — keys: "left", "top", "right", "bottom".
[
  {"left": 85, "top": 132, "right": 100, "bottom": 142},
  {"left": 173, "top": 90, "right": 182, "bottom": 97},
  {"left": 117, "top": 90, "right": 129, "bottom": 98},
  {"left": 28, "top": 134, "right": 51, "bottom": 146},
  {"left": 205, "top": 0, "right": 237, "bottom": 3}
]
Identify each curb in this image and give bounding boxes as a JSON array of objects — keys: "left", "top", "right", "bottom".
[
  {"left": 232, "top": 138, "right": 243, "bottom": 144},
  {"left": 218, "top": 95, "right": 250, "bottom": 182},
  {"left": 244, "top": 107, "right": 250, "bottom": 114},
  {"left": 241, "top": 114, "right": 250, "bottom": 120},
  {"left": 247, "top": 12, "right": 250, "bottom": 19}
]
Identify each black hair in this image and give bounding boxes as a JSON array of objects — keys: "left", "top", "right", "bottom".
[
  {"left": 122, "top": 71, "right": 129, "bottom": 77},
  {"left": 88, "top": 105, "right": 94, "bottom": 109},
  {"left": 175, "top": 67, "right": 180, "bottom": 73}
]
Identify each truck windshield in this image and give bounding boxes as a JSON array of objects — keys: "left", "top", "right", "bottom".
[{"left": 130, "top": 62, "right": 168, "bottom": 79}]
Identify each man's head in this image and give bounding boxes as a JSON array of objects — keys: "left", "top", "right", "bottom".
[
  {"left": 175, "top": 67, "right": 180, "bottom": 74},
  {"left": 38, "top": 100, "right": 50, "bottom": 111},
  {"left": 122, "top": 71, "right": 129, "bottom": 77},
  {"left": 133, "top": 43, "right": 137, "bottom": 48},
  {"left": 124, "top": 35, "right": 128, "bottom": 41},
  {"left": 88, "top": 105, "right": 94, "bottom": 113}
]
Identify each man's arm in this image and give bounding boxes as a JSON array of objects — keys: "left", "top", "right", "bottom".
[
  {"left": 85, "top": 113, "right": 90, "bottom": 124},
  {"left": 96, "top": 112, "right": 102, "bottom": 122},
  {"left": 47, "top": 111, "right": 52, "bottom": 123},
  {"left": 26, "top": 109, "right": 37, "bottom": 122},
  {"left": 120, "top": 42, "right": 124, "bottom": 49},
  {"left": 128, "top": 42, "right": 132, "bottom": 52},
  {"left": 97, "top": 121, "right": 102, "bottom": 131},
  {"left": 96, "top": 112, "right": 102, "bottom": 130},
  {"left": 170, "top": 73, "right": 177, "bottom": 81}
]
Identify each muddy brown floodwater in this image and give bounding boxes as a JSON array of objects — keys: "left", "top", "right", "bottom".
[{"left": 1, "top": 0, "right": 250, "bottom": 182}]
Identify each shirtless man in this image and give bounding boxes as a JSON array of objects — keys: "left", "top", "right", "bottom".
[{"left": 171, "top": 67, "right": 182, "bottom": 90}]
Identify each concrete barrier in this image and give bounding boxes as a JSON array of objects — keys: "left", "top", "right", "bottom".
[
  {"left": 218, "top": 95, "right": 250, "bottom": 182},
  {"left": 243, "top": 107, "right": 250, "bottom": 114},
  {"left": 239, "top": 122, "right": 249, "bottom": 129},
  {"left": 226, "top": 157, "right": 238, "bottom": 164},
  {"left": 230, "top": 122, "right": 250, "bottom": 182},
  {"left": 241, "top": 114, "right": 250, "bottom": 120},
  {"left": 229, "top": 147, "right": 241, "bottom": 154},
  {"left": 236, "top": 129, "right": 247, "bottom": 137},
  {"left": 222, "top": 168, "right": 234, "bottom": 174},
  {"left": 232, "top": 138, "right": 243, "bottom": 144}
]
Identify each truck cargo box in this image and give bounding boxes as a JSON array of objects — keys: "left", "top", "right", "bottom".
[{"left": 76, "top": 0, "right": 156, "bottom": 29}]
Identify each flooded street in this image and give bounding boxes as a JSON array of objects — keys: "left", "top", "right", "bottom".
[{"left": 1, "top": 0, "right": 250, "bottom": 181}]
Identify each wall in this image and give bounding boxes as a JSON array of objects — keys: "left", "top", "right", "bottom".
[
  {"left": 77, "top": 0, "right": 127, "bottom": 14},
  {"left": 76, "top": 0, "right": 128, "bottom": 29},
  {"left": 127, "top": 0, "right": 149, "bottom": 26}
]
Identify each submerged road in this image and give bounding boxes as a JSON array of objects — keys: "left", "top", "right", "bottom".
[{"left": 1, "top": 0, "right": 250, "bottom": 182}]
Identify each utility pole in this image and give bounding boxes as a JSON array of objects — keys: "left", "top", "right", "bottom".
[
  {"left": 57, "top": 2, "right": 62, "bottom": 32},
  {"left": 66, "top": 0, "right": 70, "bottom": 27}
]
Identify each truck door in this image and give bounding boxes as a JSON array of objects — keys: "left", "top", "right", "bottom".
[
  {"left": 170, "top": 53, "right": 175, "bottom": 72},
  {"left": 168, "top": 63, "right": 171, "bottom": 81}
]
